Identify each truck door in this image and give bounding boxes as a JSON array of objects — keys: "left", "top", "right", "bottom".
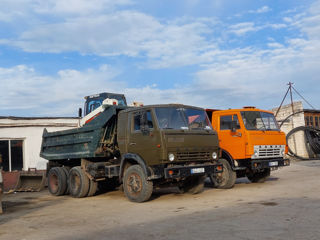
[
  {"left": 128, "top": 110, "right": 161, "bottom": 166},
  {"left": 219, "top": 114, "right": 246, "bottom": 160}
]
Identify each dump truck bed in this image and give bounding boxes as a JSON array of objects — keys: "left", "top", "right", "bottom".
[{"left": 40, "top": 105, "right": 127, "bottom": 161}]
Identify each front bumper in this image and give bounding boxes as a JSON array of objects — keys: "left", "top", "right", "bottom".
[
  {"left": 164, "top": 163, "right": 223, "bottom": 179},
  {"left": 251, "top": 158, "right": 290, "bottom": 170}
]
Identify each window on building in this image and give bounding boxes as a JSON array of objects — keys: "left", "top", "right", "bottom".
[
  {"left": 315, "top": 116, "right": 319, "bottom": 128},
  {"left": 310, "top": 116, "right": 314, "bottom": 127},
  {"left": 0, "top": 140, "right": 24, "bottom": 172},
  {"left": 305, "top": 116, "right": 310, "bottom": 126}
]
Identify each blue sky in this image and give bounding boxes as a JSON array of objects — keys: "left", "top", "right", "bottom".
[{"left": 0, "top": 0, "right": 319, "bottom": 116}]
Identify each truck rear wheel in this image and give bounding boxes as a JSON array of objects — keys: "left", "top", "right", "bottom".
[
  {"left": 61, "top": 167, "right": 70, "bottom": 195},
  {"left": 69, "top": 166, "right": 90, "bottom": 198},
  {"left": 123, "top": 165, "right": 153, "bottom": 203},
  {"left": 179, "top": 175, "right": 206, "bottom": 194},
  {"left": 48, "top": 167, "right": 68, "bottom": 196},
  {"left": 87, "top": 180, "right": 98, "bottom": 197},
  {"left": 247, "top": 168, "right": 271, "bottom": 183},
  {"left": 210, "top": 159, "right": 236, "bottom": 189}
]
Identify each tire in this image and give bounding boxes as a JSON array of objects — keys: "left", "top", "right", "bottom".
[
  {"left": 87, "top": 179, "right": 98, "bottom": 197},
  {"left": 247, "top": 168, "right": 271, "bottom": 183},
  {"left": 61, "top": 167, "right": 70, "bottom": 195},
  {"left": 210, "top": 159, "right": 236, "bottom": 189},
  {"left": 123, "top": 165, "right": 153, "bottom": 203},
  {"left": 69, "top": 166, "right": 90, "bottom": 198},
  {"left": 179, "top": 175, "right": 206, "bottom": 194},
  {"left": 48, "top": 167, "right": 68, "bottom": 196}
]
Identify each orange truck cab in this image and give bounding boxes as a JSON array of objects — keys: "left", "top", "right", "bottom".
[{"left": 206, "top": 107, "right": 290, "bottom": 188}]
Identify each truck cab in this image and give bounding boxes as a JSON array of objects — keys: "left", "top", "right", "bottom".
[{"left": 206, "top": 107, "right": 290, "bottom": 188}]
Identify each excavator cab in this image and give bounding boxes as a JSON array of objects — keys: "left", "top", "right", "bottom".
[{"left": 84, "top": 92, "right": 127, "bottom": 116}]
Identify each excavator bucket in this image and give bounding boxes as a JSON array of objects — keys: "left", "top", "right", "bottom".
[{"left": 14, "top": 168, "right": 46, "bottom": 192}]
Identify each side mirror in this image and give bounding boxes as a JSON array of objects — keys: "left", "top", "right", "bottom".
[
  {"left": 230, "top": 120, "right": 237, "bottom": 132},
  {"left": 78, "top": 108, "right": 82, "bottom": 118}
]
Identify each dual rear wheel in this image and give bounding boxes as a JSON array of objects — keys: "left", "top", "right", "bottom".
[{"left": 48, "top": 166, "right": 98, "bottom": 198}]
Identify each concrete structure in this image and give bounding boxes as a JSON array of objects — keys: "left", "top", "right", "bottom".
[
  {"left": 271, "top": 101, "right": 320, "bottom": 158},
  {"left": 0, "top": 117, "right": 79, "bottom": 171}
]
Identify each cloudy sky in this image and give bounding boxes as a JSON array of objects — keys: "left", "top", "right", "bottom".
[{"left": 0, "top": 0, "right": 319, "bottom": 116}]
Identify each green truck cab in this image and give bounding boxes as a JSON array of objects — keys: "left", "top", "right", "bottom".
[{"left": 41, "top": 103, "right": 222, "bottom": 202}]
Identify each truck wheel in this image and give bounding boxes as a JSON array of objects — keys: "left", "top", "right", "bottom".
[
  {"left": 87, "top": 180, "right": 98, "bottom": 197},
  {"left": 180, "top": 175, "right": 205, "bottom": 194},
  {"left": 247, "top": 168, "right": 271, "bottom": 183},
  {"left": 48, "top": 167, "right": 68, "bottom": 196},
  {"left": 210, "top": 159, "right": 236, "bottom": 189},
  {"left": 123, "top": 165, "right": 153, "bottom": 203},
  {"left": 61, "top": 167, "right": 70, "bottom": 195},
  {"left": 69, "top": 166, "right": 90, "bottom": 198}
]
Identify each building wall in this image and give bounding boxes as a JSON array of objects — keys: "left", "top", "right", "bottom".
[
  {"left": 271, "top": 101, "right": 309, "bottom": 158},
  {"left": 0, "top": 118, "right": 78, "bottom": 171}
]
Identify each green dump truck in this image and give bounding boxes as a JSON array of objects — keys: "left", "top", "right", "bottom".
[{"left": 40, "top": 95, "right": 222, "bottom": 202}]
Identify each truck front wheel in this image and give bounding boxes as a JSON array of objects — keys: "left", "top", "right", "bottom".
[
  {"left": 123, "top": 165, "right": 153, "bottom": 203},
  {"left": 69, "top": 166, "right": 90, "bottom": 198},
  {"left": 48, "top": 167, "right": 68, "bottom": 196},
  {"left": 247, "top": 168, "right": 271, "bottom": 183},
  {"left": 210, "top": 159, "right": 236, "bottom": 189}
]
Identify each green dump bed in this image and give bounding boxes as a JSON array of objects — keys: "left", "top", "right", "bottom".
[{"left": 40, "top": 105, "right": 126, "bottom": 161}]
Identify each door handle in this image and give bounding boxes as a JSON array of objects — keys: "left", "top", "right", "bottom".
[
  {"left": 129, "top": 142, "right": 136, "bottom": 146},
  {"left": 232, "top": 132, "right": 242, "bottom": 137}
]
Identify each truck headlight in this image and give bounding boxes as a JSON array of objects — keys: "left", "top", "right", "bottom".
[
  {"left": 254, "top": 150, "right": 258, "bottom": 157},
  {"left": 212, "top": 152, "right": 217, "bottom": 159},
  {"left": 168, "top": 153, "right": 175, "bottom": 162},
  {"left": 280, "top": 149, "right": 285, "bottom": 156}
]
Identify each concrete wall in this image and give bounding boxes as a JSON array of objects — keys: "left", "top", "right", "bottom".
[
  {"left": 0, "top": 117, "right": 79, "bottom": 170},
  {"left": 271, "top": 101, "right": 308, "bottom": 158}
]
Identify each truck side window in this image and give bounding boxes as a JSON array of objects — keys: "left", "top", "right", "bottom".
[
  {"left": 133, "top": 111, "right": 153, "bottom": 131},
  {"left": 134, "top": 113, "right": 141, "bottom": 131},
  {"left": 146, "top": 111, "right": 153, "bottom": 129},
  {"left": 220, "top": 115, "right": 240, "bottom": 130},
  {"left": 220, "top": 115, "right": 232, "bottom": 130},
  {"left": 233, "top": 115, "right": 241, "bottom": 129}
]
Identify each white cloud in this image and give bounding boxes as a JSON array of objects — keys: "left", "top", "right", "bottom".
[
  {"left": 249, "top": 6, "right": 272, "bottom": 14},
  {"left": 0, "top": 64, "right": 123, "bottom": 116},
  {"left": 228, "top": 22, "right": 260, "bottom": 36}
]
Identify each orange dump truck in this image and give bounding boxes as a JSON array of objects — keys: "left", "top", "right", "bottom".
[{"left": 206, "top": 107, "right": 290, "bottom": 188}]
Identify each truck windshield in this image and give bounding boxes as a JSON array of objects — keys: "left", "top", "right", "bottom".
[
  {"left": 241, "top": 111, "right": 279, "bottom": 131},
  {"left": 155, "top": 107, "right": 212, "bottom": 130}
]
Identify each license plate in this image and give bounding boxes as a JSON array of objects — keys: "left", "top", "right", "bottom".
[
  {"left": 269, "top": 161, "right": 278, "bottom": 167},
  {"left": 191, "top": 168, "right": 205, "bottom": 174}
]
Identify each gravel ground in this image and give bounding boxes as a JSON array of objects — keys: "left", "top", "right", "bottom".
[{"left": 1, "top": 160, "right": 320, "bottom": 240}]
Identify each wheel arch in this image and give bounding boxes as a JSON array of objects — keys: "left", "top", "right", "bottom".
[
  {"left": 119, "top": 153, "right": 151, "bottom": 182},
  {"left": 220, "top": 149, "right": 236, "bottom": 170}
]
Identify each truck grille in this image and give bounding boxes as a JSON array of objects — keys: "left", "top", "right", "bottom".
[
  {"left": 176, "top": 151, "right": 211, "bottom": 161},
  {"left": 252, "top": 145, "right": 285, "bottom": 159}
]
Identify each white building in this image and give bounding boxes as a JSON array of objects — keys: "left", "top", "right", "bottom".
[
  {"left": 0, "top": 117, "right": 79, "bottom": 172},
  {"left": 271, "top": 101, "right": 320, "bottom": 158}
]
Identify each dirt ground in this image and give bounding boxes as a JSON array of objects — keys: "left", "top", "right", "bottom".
[{"left": 1, "top": 160, "right": 320, "bottom": 240}]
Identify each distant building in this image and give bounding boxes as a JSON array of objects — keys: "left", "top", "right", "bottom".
[
  {"left": 271, "top": 101, "right": 320, "bottom": 158},
  {"left": 0, "top": 117, "right": 79, "bottom": 172}
]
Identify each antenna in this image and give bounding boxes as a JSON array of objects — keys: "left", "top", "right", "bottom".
[{"left": 275, "top": 82, "right": 315, "bottom": 118}]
